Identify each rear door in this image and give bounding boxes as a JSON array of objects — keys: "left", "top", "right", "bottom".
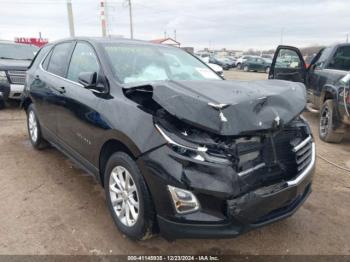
[
  {"left": 30, "top": 41, "right": 75, "bottom": 135},
  {"left": 256, "top": 57, "right": 266, "bottom": 71},
  {"left": 248, "top": 58, "right": 259, "bottom": 70},
  {"left": 269, "top": 45, "right": 306, "bottom": 83}
]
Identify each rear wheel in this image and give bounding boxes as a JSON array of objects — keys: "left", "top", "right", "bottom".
[
  {"left": 26, "top": 104, "right": 49, "bottom": 149},
  {"left": 319, "top": 99, "right": 344, "bottom": 143},
  {"left": 0, "top": 97, "right": 5, "bottom": 109},
  {"left": 104, "top": 152, "right": 156, "bottom": 240}
]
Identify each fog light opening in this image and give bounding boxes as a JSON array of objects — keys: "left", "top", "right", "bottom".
[{"left": 168, "top": 185, "right": 200, "bottom": 214}]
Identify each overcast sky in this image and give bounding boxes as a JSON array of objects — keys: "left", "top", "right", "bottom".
[{"left": 0, "top": 0, "right": 349, "bottom": 50}]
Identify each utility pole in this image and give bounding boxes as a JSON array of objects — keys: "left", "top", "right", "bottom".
[
  {"left": 280, "top": 27, "right": 284, "bottom": 45},
  {"left": 347, "top": 33, "right": 349, "bottom": 43},
  {"left": 127, "top": 0, "right": 134, "bottom": 39},
  {"left": 100, "top": 0, "right": 107, "bottom": 37},
  {"left": 174, "top": 29, "right": 177, "bottom": 41},
  {"left": 66, "top": 0, "right": 75, "bottom": 37}
]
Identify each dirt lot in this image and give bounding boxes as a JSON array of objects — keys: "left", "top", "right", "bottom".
[{"left": 0, "top": 70, "right": 349, "bottom": 255}]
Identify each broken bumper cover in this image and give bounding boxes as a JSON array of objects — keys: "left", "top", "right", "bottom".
[
  {"left": 158, "top": 179, "right": 312, "bottom": 239},
  {"left": 139, "top": 139, "right": 315, "bottom": 240}
]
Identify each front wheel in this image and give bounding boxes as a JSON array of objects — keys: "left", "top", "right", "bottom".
[
  {"left": 319, "top": 99, "right": 344, "bottom": 143},
  {"left": 104, "top": 152, "right": 156, "bottom": 240}
]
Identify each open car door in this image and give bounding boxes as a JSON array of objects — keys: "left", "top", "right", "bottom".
[{"left": 269, "top": 45, "right": 307, "bottom": 83}]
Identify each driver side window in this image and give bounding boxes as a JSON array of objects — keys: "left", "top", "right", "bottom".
[{"left": 67, "top": 42, "right": 100, "bottom": 83}]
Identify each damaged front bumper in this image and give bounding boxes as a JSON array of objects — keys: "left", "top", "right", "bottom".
[
  {"left": 138, "top": 133, "right": 315, "bottom": 240},
  {"left": 157, "top": 177, "right": 312, "bottom": 239}
]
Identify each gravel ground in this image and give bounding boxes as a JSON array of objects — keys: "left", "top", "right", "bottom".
[{"left": 0, "top": 70, "right": 349, "bottom": 255}]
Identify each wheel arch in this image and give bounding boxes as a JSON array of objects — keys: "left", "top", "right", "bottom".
[
  {"left": 320, "top": 84, "right": 338, "bottom": 106},
  {"left": 320, "top": 84, "right": 342, "bottom": 127},
  {"left": 21, "top": 96, "right": 33, "bottom": 111},
  {"left": 98, "top": 138, "right": 141, "bottom": 187}
]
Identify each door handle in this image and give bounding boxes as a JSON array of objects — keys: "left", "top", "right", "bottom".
[{"left": 58, "top": 86, "right": 66, "bottom": 94}]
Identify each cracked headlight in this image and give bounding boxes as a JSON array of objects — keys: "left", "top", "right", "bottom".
[
  {"left": 155, "top": 123, "right": 230, "bottom": 164},
  {"left": 0, "top": 71, "right": 8, "bottom": 84}
]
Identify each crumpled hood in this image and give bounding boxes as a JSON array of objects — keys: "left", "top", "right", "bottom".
[{"left": 124, "top": 79, "right": 307, "bottom": 136}]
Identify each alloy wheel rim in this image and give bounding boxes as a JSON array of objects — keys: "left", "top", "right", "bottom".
[
  {"left": 320, "top": 106, "right": 330, "bottom": 136},
  {"left": 28, "top": 111, "right": 38, "bottom": 142},
  {"left": 109, "top": 166, "right": 139, "bottom": 227}
]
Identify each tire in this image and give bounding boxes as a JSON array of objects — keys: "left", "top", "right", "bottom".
[
  {"left": 319, "top": 99, "right": 344, "bottom": 143},
  {"left": 26, "top": 104, "right": 49, "bottom": 149},
  {"left": 243, "top": 65, "right": 249, "bottom": 72},
  {"left": 104, "top": 152, "right": 156, "bottom": 240},
  {"left": 265, "top": 66, "right": 270, "bottom": 74}
]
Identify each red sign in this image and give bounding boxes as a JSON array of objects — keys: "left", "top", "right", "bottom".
[{"left": 14, "top": 37, "right": 49, "bottom": 47}]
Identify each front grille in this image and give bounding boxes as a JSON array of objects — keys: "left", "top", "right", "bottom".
[
  {"left": 7, "top": 70, "right": 26, "bottom": 85},
  {"left": 236, "top": 125, "right": 311, "bottom": 193},
  {"left": 293, "top": 136, "right": 313, "bottom": 174}
]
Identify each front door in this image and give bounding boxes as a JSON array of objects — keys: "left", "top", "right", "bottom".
[
  {"left": 56, "top": 41, "right": 104, "bottom": 164},
  {"left": 269, "top": 45, "right": 306, "bottom": 83}
]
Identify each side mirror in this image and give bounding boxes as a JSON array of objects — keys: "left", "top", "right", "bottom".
[
  {"left": 78, "top": 72, "right": 97, "bottom": 87},
  {"left": 78, "top": 72, "right": 108, "bottom": 94}
]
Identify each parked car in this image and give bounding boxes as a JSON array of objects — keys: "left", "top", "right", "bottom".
[
  {"left": 226, "top": 56, "right": 237, "bottom": 67},
  {"left": 22, "top": 38, "right": 315, "bottom": 240},
  {"left": 209, "top": 56, "right": 232, "bottom": 70},
  {"left": 197, "top": 56, "right": 224, "bottom": 77},
  {"left": 235, "top": 55, "right": 257, "bottom": 69},
  {"left": 0, "top": 41, "right": 38, "bottom": 108},
  {"left": 242, "top": 57, "right": 271, "bottom": 73},
  {"left": 269, "top": 44, "right": 350, "bottom": 143}
]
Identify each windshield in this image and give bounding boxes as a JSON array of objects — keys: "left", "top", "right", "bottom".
[
  {"left": 103, "top": 43, "right": 221, "bottom": 84},
  {"left": 0, "top": 43, "right": 38, "bottom": 60}
]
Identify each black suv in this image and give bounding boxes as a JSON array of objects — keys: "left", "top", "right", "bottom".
[
  {"left": 22, "top": 38, "right": 315, "bottom": 240},
  {"left": 0, "top": 41, "right": 38, "bottom": 108},
  {"left": 269, "top": 44, "right": 350, "bottom": 143}
]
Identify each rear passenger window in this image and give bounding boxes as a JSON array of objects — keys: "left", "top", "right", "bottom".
[
  {"left": 67, "top": 42, "right": 100, "bottom": 83},
  {"left": 327, "top": 46, "right": 350, "bottom": 71},
  {"left": 47, "top": 42, "right": 73, "bottom": 77},
  {"left": 42, "top": 49, "right": 52, "bottom": 70},
  {"left": 29, "top": 45, "right": 51, "bottom": 70}
]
